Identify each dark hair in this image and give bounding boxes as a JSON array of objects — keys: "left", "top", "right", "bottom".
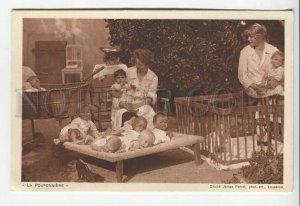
[
  {"left": 131, "top": 49, "right": 154, "bottom": 68},
  {"left": 153, "top": 112, "right": 167, "bottom": 123},
  {"left": 77, "top": 104, "right": 91, "bottom": 117},
  {"left": 103, "top": 52, "right": 120, "bottom": 62},
  {"left": 77, "top": 104, "right": 98, "bottom": 115},
  {"left": 113, "top": 69, "right": 126, "bottom": 78}
]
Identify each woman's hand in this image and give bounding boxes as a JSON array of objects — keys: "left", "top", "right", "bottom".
[
  {"left": 266, "top": 77, "right": 281, "bottom": 89},
  {"left": 119, "top": 97, "right": 152, "bottom": 112},
  {"left": 249, "top": 83, "right": 266, "bottom": 96},
  {"left": 128, "top": 103, "right": 145, "bottom": 113},
  {"left": 119, "top": 102, "right": 137, "bottom": 112},
  {"left": 110, "top": 90, "right": 123, "bottom": 98},
  {"left": 130, "top": 84, "right": 137, "bottom": 90}
]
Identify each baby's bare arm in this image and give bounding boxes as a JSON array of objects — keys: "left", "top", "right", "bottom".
[
  {"left": 166, "top": 131, "right": 174, "bottom": 139},
  {"left": 68, "top": 129, "right": 82, "bottom": 142},
  {"left": 110, "top": 90, "right": 123, "bottom": 98}
]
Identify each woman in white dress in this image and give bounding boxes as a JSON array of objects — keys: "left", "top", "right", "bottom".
[{"left": 113, "top": 48, "right": 158, "bottom": 130}]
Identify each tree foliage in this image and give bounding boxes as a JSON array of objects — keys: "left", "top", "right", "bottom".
[{"left": 105, "top": 19, "right": 283, "bottom": 96}]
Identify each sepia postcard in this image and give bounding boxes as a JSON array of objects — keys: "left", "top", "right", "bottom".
[{"left": 11, "top": 10, "right": 294, "bottom": 192}]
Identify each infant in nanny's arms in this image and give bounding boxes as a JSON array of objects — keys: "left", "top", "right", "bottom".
[
  {"left": 256, "top": 50, "right": 285, "bottom": 97},
  {"left": 110, "top": 69, "right": 134, "bottom": 128},
  {"left": 91, "top": 116, "right": 155, "bottom": 152},
  {"left": 54, "top": 105, "right": 102, "bottom": 145},
  {"left": 112, "top": 69, "right": 156, "bottom": 129}
]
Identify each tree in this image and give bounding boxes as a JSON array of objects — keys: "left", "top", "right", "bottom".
[{"left": 105, "top": 19, "right": 284, "bottom": 96}]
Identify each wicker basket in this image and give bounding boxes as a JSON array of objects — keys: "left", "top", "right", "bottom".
[{"left": 22, "top": 83, "right": 90, "bottom": 120}]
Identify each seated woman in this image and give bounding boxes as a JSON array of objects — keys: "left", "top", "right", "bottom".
[{"left": 112, "top": 49, "right": 158, "bottom": 130}]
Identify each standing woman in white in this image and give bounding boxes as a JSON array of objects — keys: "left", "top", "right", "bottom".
[{"left": 238, "top": 23, "right": 283, "bottom": 98}]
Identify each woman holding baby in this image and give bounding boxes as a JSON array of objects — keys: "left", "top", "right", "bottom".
[
  {"left": 113, "top": 48, "right": 158, "bottom": 130},
  {"left": 238, "top": 23, "right": 284, "bottom": 98},
  {"left": 238, "top": 23, "right": 284, "bottom": 145}
]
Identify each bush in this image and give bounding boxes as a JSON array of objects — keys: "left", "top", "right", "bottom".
[
  {"left": 241, "top": 148, "right": 283, "bottom": 184},
  {"left": 105, "top": 19, "right": 284, "bottom": 96}
]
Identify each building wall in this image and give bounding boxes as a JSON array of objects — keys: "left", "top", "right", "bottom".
[{"left": 23, "top": 19, "right": 110, "bottom": 83}]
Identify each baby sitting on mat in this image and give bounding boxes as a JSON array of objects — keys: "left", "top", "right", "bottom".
[
  {"left": 152, "top": 112, "right": 173, "bottom": 145},
  {"left": 91, "top": 116, "right": 155, "bottom": 152},
  {"left": 54, "top": 104, "right": 102, "bottom": 145}
]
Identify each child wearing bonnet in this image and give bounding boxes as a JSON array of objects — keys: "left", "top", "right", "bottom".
[{"left": 23, "top": 66, "right": 45, "bottom": 92}]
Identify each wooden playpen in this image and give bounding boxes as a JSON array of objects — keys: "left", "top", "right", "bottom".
[{"left": 174, "top": 92, "right": 284, "bottom": 165}]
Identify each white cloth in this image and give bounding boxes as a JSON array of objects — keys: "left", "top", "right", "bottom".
[
  {"left": 91, "top": 122, "right": 140, "bottom": 150},
  {"left": 262, "top": 85, "right": 284, "bottom": 97},
  {"left": 23, "top": 82, "right": 46, "bottom": 92},
  {"left": 121, "top": 87, "right": 146, "bottom": 104},
  {"left": 238, "top": 42, "right": 278, "bottom": 97},
  {"left": 111, "top": 83, "right": 131, "bottom": 128},
  {"left": 113, "top": 105, "right": 155, "bottom": 130},
  {"left": 266, "top": 65, "right": 284, "bottom": 81},
  {"left": 23, "top": 66, "right": 37, "bottom": 83},
  {"left": 152, "top": 128, "right": 171, "bottom": 145},
  {"left": 59, "top": 117, "right": 102, "bottom": 141},
  {"left": 91, "top": 137, "right": 107, "bottom": 147},
  {"left": 119, "top": 129, "right": 140, "bottom": 151},
  {"left": 22, "top": 66, "right": 46, "bottom": 91},
  {"left": 262, "top": 65, "right": 284, "bottom": 97},
  {"left": 92, "top": 64, "right": 127, "bottom": 80},
  {"left": 136, "top": 105, "right": 155, "bottom": 129},
  {"left": 113, "top": 66, "right": 158, "bottom": 129},
  {"left": 113, "top": 108, "right": 128, "bottom": 130},
  {"left": 125, "top": 66, "right": 158, "bottom": 103}
]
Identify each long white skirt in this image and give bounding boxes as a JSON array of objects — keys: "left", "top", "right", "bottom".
[{"left": 113, "top": 105, "right": 155, "bottom": 130}]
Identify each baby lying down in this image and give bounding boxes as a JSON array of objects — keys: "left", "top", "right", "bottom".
[
  {"left": 152, "top": 113, "right": 173, "bottom": 145},
  {"left": 91, "top": 116, "right": 155, "bottom": 153}
]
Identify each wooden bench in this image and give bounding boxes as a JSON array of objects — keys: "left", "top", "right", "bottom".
[{"left": 63, "top": 132, "right": 204, "bottom": 182}]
